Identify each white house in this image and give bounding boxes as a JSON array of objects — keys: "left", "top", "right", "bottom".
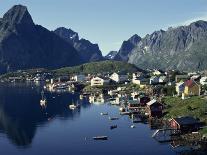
[
  {"left": 159, "top": 76, "right": 167, "bottom": 83},
  {"left": 91, "top": 77, "right": 110, "bottom": 86},
  {"left": 110, "top": 72, "right": 128, "bottom": 83},
  {"left": 72, "top": 74, "right": 86, "bottom": 82},
  {"left": 200, "top": 76, "right": 207, "bottom": 85},
  {"left": 152, "top": 69, "right": 162, "bottom": 76},
  {"left": 150, "top": 76, "right": 159, "bottom": 84}
]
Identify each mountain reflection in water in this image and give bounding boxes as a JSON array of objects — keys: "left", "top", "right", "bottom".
[{"left": 0, "top": 83, "right": 91, "bottom": 147}]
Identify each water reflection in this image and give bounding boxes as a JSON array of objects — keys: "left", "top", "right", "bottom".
[{"left": 0, "top": 83, "right": 91, "bottom": 147}]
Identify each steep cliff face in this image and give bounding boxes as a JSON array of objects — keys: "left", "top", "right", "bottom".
[
  {"left": 0, "top": 5, "right": 82, "bottom": 74},
  {"left": 54, "top": 27, "right": 103, "bottom": 62},
  {"left": 128, "top": 20, "right": 207, "bottom": 71},
  {"left": 114, "top": 34, "right": 141, "bottom": 61}
]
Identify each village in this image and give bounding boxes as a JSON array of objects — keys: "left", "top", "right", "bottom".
[{"left": 1, "top": 68, "right": 207, "bottom": 150}]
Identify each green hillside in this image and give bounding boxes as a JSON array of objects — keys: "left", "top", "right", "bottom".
[{"left": 53, "top": 60, "right": 141, "bottom": 76}]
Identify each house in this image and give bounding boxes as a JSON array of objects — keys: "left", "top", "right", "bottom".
[
  {"left": 175, "top": 75, "right": 189, "bottom": 83},
  {"left": 146, "top": 99, "right": 163, "bottom": 117},
  {"left": 150, "top": 76, "right": 159, "bottom": 85},
  {"left": 200, "top": 76, "right": 207, "bottom": 85},
  {"left": 128, "top": 100, "right": 140, "bottom": 110},
  {"left": 169, "top": 116, "right": 201, "bottom": 133},
  {"left": 159, "top": 76, "right": 167, "bottom": 83},
  {"left": 91, "top": 77, "right": 110, "bottom": 86},
  {"left": 184, "top": 80, "right": 201, "bottom": 96},
  {"left": 175, "top": 82, "right": 185, "bottom": 96},
  {"left": 72, "top": 74, "right": 86, "bottom": 82},
  {"left": 152, "top": 69, "right": 162, "bottom": 76},
  {"left": 110, "top": 72, "right": 128, "bottom": 83},
  {"left": 139, "top": 96, "right": 150, "bottom": 106}
]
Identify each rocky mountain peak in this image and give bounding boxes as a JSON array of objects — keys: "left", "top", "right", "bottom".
[
  {"left": 3, "top": 5, "right": 34, "bottom": 26},
  {"left": 128, "top": 34, "right": 142, "bottom": 45}
]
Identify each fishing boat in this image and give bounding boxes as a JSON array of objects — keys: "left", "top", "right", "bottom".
[
  {"left": 93, "top": 136, "right": 108, "bottom": 140},
  {"left": 110, "top": 125, "right": 117, "bottom": 130},
  {"left": 40, "top": 90, "right": 47, "bottom": 106}
]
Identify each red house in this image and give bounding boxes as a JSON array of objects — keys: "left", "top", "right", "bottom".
[
  {"left": 170, "top": 116, "right": 201, "bottom": 133},
  {"left": 139, "top": 96, "right": 150, "bottom": 106},
  {"left": 146, "top": 99, "right": 163, "bottom": 118}
]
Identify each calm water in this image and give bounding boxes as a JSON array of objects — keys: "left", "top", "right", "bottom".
[{"left": 0, "top": 83, "right": 180, "bottom": 155}]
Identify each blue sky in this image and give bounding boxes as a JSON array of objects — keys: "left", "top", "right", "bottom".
[{"left": 1, "top": 0, "right": 207, "bottom": 55}]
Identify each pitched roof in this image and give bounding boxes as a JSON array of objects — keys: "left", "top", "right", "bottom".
[
  {"left": 185, "top": 79, "right": 198, "bottom": 88},
  {"left": 146, "top": 99, "right": 157, "bottom": 106},
  {"left": 173, "top": 116, "right": 200, "bottom": 125}
]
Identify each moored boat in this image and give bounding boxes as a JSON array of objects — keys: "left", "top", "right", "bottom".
[{"left": 93, "top": 136, "right": 108, "bottom": 140}]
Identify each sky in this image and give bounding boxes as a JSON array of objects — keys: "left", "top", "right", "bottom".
[{"left": 0, "top": 0, "right": 207, "bottom": 55}]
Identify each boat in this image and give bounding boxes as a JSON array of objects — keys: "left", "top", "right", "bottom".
[
  {"left": 109, "top": 117, "right": 119, "bottom": 120},
  {"left": 80, "top": 94, "right": 83, "bottom": 100},
  {"left": 93, "top": 136, "right": 108, "bottom": 140},
  {"left": 100, "top": 112, "right": 108, "bottom": 115},
  {"left": 110, "top": 125, "right": 117, "bottom": 130},
  {"left": 120, "top": 111, "right": 131, "bottom": 115},
  {"left": 69, "top": 102, "right": 80, "bottom": 110},
  {"left": 119, "top": 107, "right": 125, "bottom": 112},
  {"left": 40, "top": 90, "right": 47, "bottom": 106},
  {"left": 131, "top": 125, "right": 136, "bottom": 128}
]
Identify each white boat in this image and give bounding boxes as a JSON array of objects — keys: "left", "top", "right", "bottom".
[
  {"left": 40, "top": 90, "right": 47, "bottom": 106},
  {"left": 80, "top": 94, "right": 83, "bottom": 100},
  {"left": 69, "top": 103, "right": 80, "bottom": 110},
  {"left": 130, "top": 124, "right": 135, "bottom": 128},
  {"left": 100, "top": 112, "right": 108, "bottom": 115}
]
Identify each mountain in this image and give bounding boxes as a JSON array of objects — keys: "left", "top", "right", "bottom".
[
  {"left": 105, "top": 51, "right": 118, "bottom": 60},
  {"left": 0, "top": 5, "right": 82, "bottom": 74},
  {"left": 54, "top": 27, "right": 103, "bottom": 62},
  {"left": 114, "top": 34, "right": 141, "bottom": 61},
  {"left": 128, "top": 20, "right": 207, "bottom": 71}
]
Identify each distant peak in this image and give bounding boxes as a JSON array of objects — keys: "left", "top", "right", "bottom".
[
  {"left": 128, "top": 34, "right": 142, "bottom": 45},
  {"left": 190, "top": 20, "right": 207, "bottom": 28},
  {"left": 3, "top": 4, "right": 34, "bottom": 25}
]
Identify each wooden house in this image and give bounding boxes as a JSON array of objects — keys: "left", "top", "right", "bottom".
[
  {"left": 169, "top": 116, "right": 201, "bottom": 133},
  {"left": 146, "top": 99, "right": 163, "bottom": 117},
  {"left": 139, "top": 96, "right": 150, "bottom": 106},
  {"left": 184, "top": 80, "right": 200, "bottom": 96}
]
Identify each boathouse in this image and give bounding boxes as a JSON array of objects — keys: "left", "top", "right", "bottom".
[
  {"left": 139, "top": 96, "right": 150, "bottom": 106},
  {"left": 128, "top": 100, "right": 140, "bottom": 111},
  {"left": 146, "top": 99, "right": 163, "bottom": 117},
  {"left": 169, "top": 116, "right": 201, "bottom": 133}
]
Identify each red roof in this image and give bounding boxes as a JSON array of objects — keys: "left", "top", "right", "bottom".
[{"left": 185, "top": 80, "right": 196, "bottom": 88}]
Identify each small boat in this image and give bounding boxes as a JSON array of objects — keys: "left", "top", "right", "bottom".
[
  {"left": 40, "top": 90, "right": 47, "bottom": 106},
  {"left": 119, "top": 107, "right": 125, "bottom": 112},
  {"left": 100, "top": 112, "right": 108, "bottom": 115},
  {"left": 69, "top": 102, "right": 80, "bottom": 110},
  {"left": 109, "top": 117, "right": 119, "bottom": 120},
  {"left": 120, "top": 112, "right": 131, "bottom": 115},
  {"left": 131, "top": 125, "right": 135, "bottom": 128},
  {"left": 80, "top": 94, "right": 83, "bottom": 100},
  {"left": 110, "top": 125, "right": 117, "bottom": 130},
  {"left": 93, "top": 136, "right": 108, "bottom": 140}
]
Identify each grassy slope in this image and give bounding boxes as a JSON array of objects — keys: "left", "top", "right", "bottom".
[
  {"left": 53, "top": 60, "right": 141, "bottom": 75},
  {"left": 163, "top": 96, "right": 207, "bottom": 134}
]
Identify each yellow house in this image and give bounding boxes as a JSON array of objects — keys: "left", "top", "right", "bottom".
[{"left": 184, "top": 80, "right": 200, "bottom": 96}]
